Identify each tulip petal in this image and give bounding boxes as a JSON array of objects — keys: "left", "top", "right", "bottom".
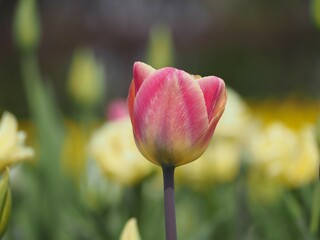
[
  {"left": 133, "top": 62, "right": 155, "bottom": 94},
  {"left": 133, "top": 68, "right": 209, "bottom": 166},
  {"left": 198, "top": 76, "right": 225, "bottom": 121},
  {"left": 0, "top": 112, "right": 18, "bottom": 160},
  {"left": 119, "top": 218, "right": 141, "bottom": 240},
  {"left": 200, "top": 87, "right": 227, "bottom": 147},
  {"left": 133, "top": 135, "right": 160, "bottom": 166},
  {"left": 127, "top": 80, "right": 136, "bottom": 125},
  {"left": 210, "top": 84, "right": 227, "bottom": 123}
]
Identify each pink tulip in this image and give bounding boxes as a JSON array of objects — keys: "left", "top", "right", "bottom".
[{"left": 127, "top": 62, "right": 227, "bottom": 167}]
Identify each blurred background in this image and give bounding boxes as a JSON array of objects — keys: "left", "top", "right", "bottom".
[
  {"left": 0, "top": 0, "right": 320, "bottom": 240},
  {"left": 1, "top": 0, "right": 320, "bottom": 117}
]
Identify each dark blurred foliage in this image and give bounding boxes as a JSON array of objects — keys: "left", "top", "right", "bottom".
[{"left": 1, "top": 0, "right": 320, "bottom": 118}]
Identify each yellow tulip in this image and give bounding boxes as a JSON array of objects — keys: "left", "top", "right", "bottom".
[
  {"left": 214, "top": 88, "right": 252, "bottom": 140},
  {"left": 68, "top": 48, "right": 105, "bottom": 107},
  {"left": 177, "top": 139, "right": 240, "bottom": 189},
  {"left": 89, "top": 118, "right": 154, "bottom": 186},
  {"left": 146, "top": 24, "right": 174, "bottom": 68},
  {"left": 61, "top": 121, "right": 88, "bottom": 182},
  {"left": 119, "top": 218, "right": 141, "bottom": 240},
  {"left": 0, "top": 112, "right": 34, "bottom": 171},
  {"left": 13, "top": 0, "right": 40, "bottom": 51},
  {"left": 248, "top": 122, "right": 319, "bottom": 188}
]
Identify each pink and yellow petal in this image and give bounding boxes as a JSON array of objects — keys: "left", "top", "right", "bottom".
[
  {"left": 127, "top": 80, "right": 136, "bottom": 125},
  {"left": 133, "top": 68, "right": 209, "bottom": 166},
  {"left": 210, "top": 86, "right": 227, "bottom": 122},
  {"left": 133, "top": 136, "right": 160, "bottom": 166},
  {"left": 200, "top": 89, "right": 227, "bottom": 147},
  {"left": 197, "top": 76, "right": 225, "bottom": 121},
  {"left": 133, "top": 62, "right": 155, "bottom": 94}
]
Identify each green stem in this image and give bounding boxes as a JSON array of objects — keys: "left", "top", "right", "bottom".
[
  {"left": 284, "top": 192, "right": 309, "bottom": 239},
  {"left": 162, "top": 166, "right": 177, "bottom": 240},
  {"left": 310, "top": 184, "right": 320, "bottom": 234}
]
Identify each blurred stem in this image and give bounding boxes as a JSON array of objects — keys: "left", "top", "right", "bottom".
[
  {"left": 125, "top": 183, "right": 142, "bottom": 221},
  {"left": 236, "top": 163, "right": 250, "bottom": 238},
  {"left": 310, "top": 184, "right": 320, "bottom": 234},
  {"left": 284, "top": 192, "right": 310, "bottom": 239},
  {"left": 162, "top": 166, "right": 177, "bottom": 240},
  {"left": 20, "top": 51, "right": 66, "bottom": 240}
]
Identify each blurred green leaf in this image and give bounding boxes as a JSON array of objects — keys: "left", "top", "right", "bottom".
[
  {"left": 19, "top": 52, "right": 71, "bottom": 240},
  {"left": 310, "top": 184, "right": 320, "bottom": 234},
  {"left": 0, "top": 169, "right": 11, "bottom": 238}
]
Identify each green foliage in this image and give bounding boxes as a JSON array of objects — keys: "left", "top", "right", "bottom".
[
  {"left": 0, "top": 170, "right": 11, "bottom": 238},
  {"left": 3, "top": 1, "right": 320, "bottom": 239}
]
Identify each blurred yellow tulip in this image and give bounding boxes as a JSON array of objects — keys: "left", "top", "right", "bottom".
[
  {"left": 214, "top": 88, "right": 252, "bottom": 140},
  {"left": 177, "top": 139, "right": 240, "bottom": 189},
  {"left": 13, "top": 0, "right": 40, "bottom": 51},
  {"left": 89, "top": 118, "right": 154, "bottom": 186},
  {"left": 146, "top": 24, "right": 174, "bottom": 68},
  {"left": 248, "top": 122, "right": 319, "bottom": 188},
  {"left": 119, "top": 218, "right": 141, "bottom": 240},
  {"left": 68, "top": 48, "right": 105, "bottom": 108},
  {"left": 61, "top": 121, "right": 88, "bottom": 182},
  {"left": 249, "top": 99, "right": 319, "bottom": 130},
  {"left": 0, "top": 112, "right": 34, "bottom": 171}
]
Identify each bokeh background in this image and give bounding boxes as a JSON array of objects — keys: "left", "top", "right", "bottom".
[
  {"left": 0, "top": 0, "right": 320, "bottom": 240},
  {"left": 1, "top": 0, "right": 320, "bottom": 116}
]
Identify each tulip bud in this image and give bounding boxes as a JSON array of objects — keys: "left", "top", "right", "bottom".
[
  {"left": 311, "top": 0, "right": 320, "bottom": 30},
  {"left": 67, "top": 48, "right": 105, "bottom": 108},
  {"left": 13, "top": 0, "right": 40, "bottom": 51},
  {"left": 0, "top": 112, "right": 34, "bottom": 171},
  {"left": 119, "top": 218, "right": 141, "bottom": 240},
  {"left": 0, "top": 169, "right": 11, "bottom": 238},
  {"left": 146, "top": 24, "right": 174, "bottom": 68},
  {"left": 127, "top": 62, "right": 227, "bottom": 167}
]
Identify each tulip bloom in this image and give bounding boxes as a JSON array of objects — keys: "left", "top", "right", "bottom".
[
  {"left": 0, "top": 112, "right": 34, "bottom": 172},
  {"left": 119, "top": 218, "right": 141, "bottom": 240},
  {"left": 128, "top": 62, "right": 227, "bottom": 167}
]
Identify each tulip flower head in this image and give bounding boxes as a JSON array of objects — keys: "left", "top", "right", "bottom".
[
  {"left": 0, "top": 112, "right": 34, "bottom": 172},
  {"left": 127, "top": 62, "right": 227, "bottom": 167},
  {"left": 119, "top": 218, "right": 141, "bottom": 240},
  {"left": 89, "top": 118, "right": 154, "bottom": 186}
]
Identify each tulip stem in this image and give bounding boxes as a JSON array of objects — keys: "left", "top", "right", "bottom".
[{"left": 162, "top": 166, "right": 177, "bottom": 240}]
